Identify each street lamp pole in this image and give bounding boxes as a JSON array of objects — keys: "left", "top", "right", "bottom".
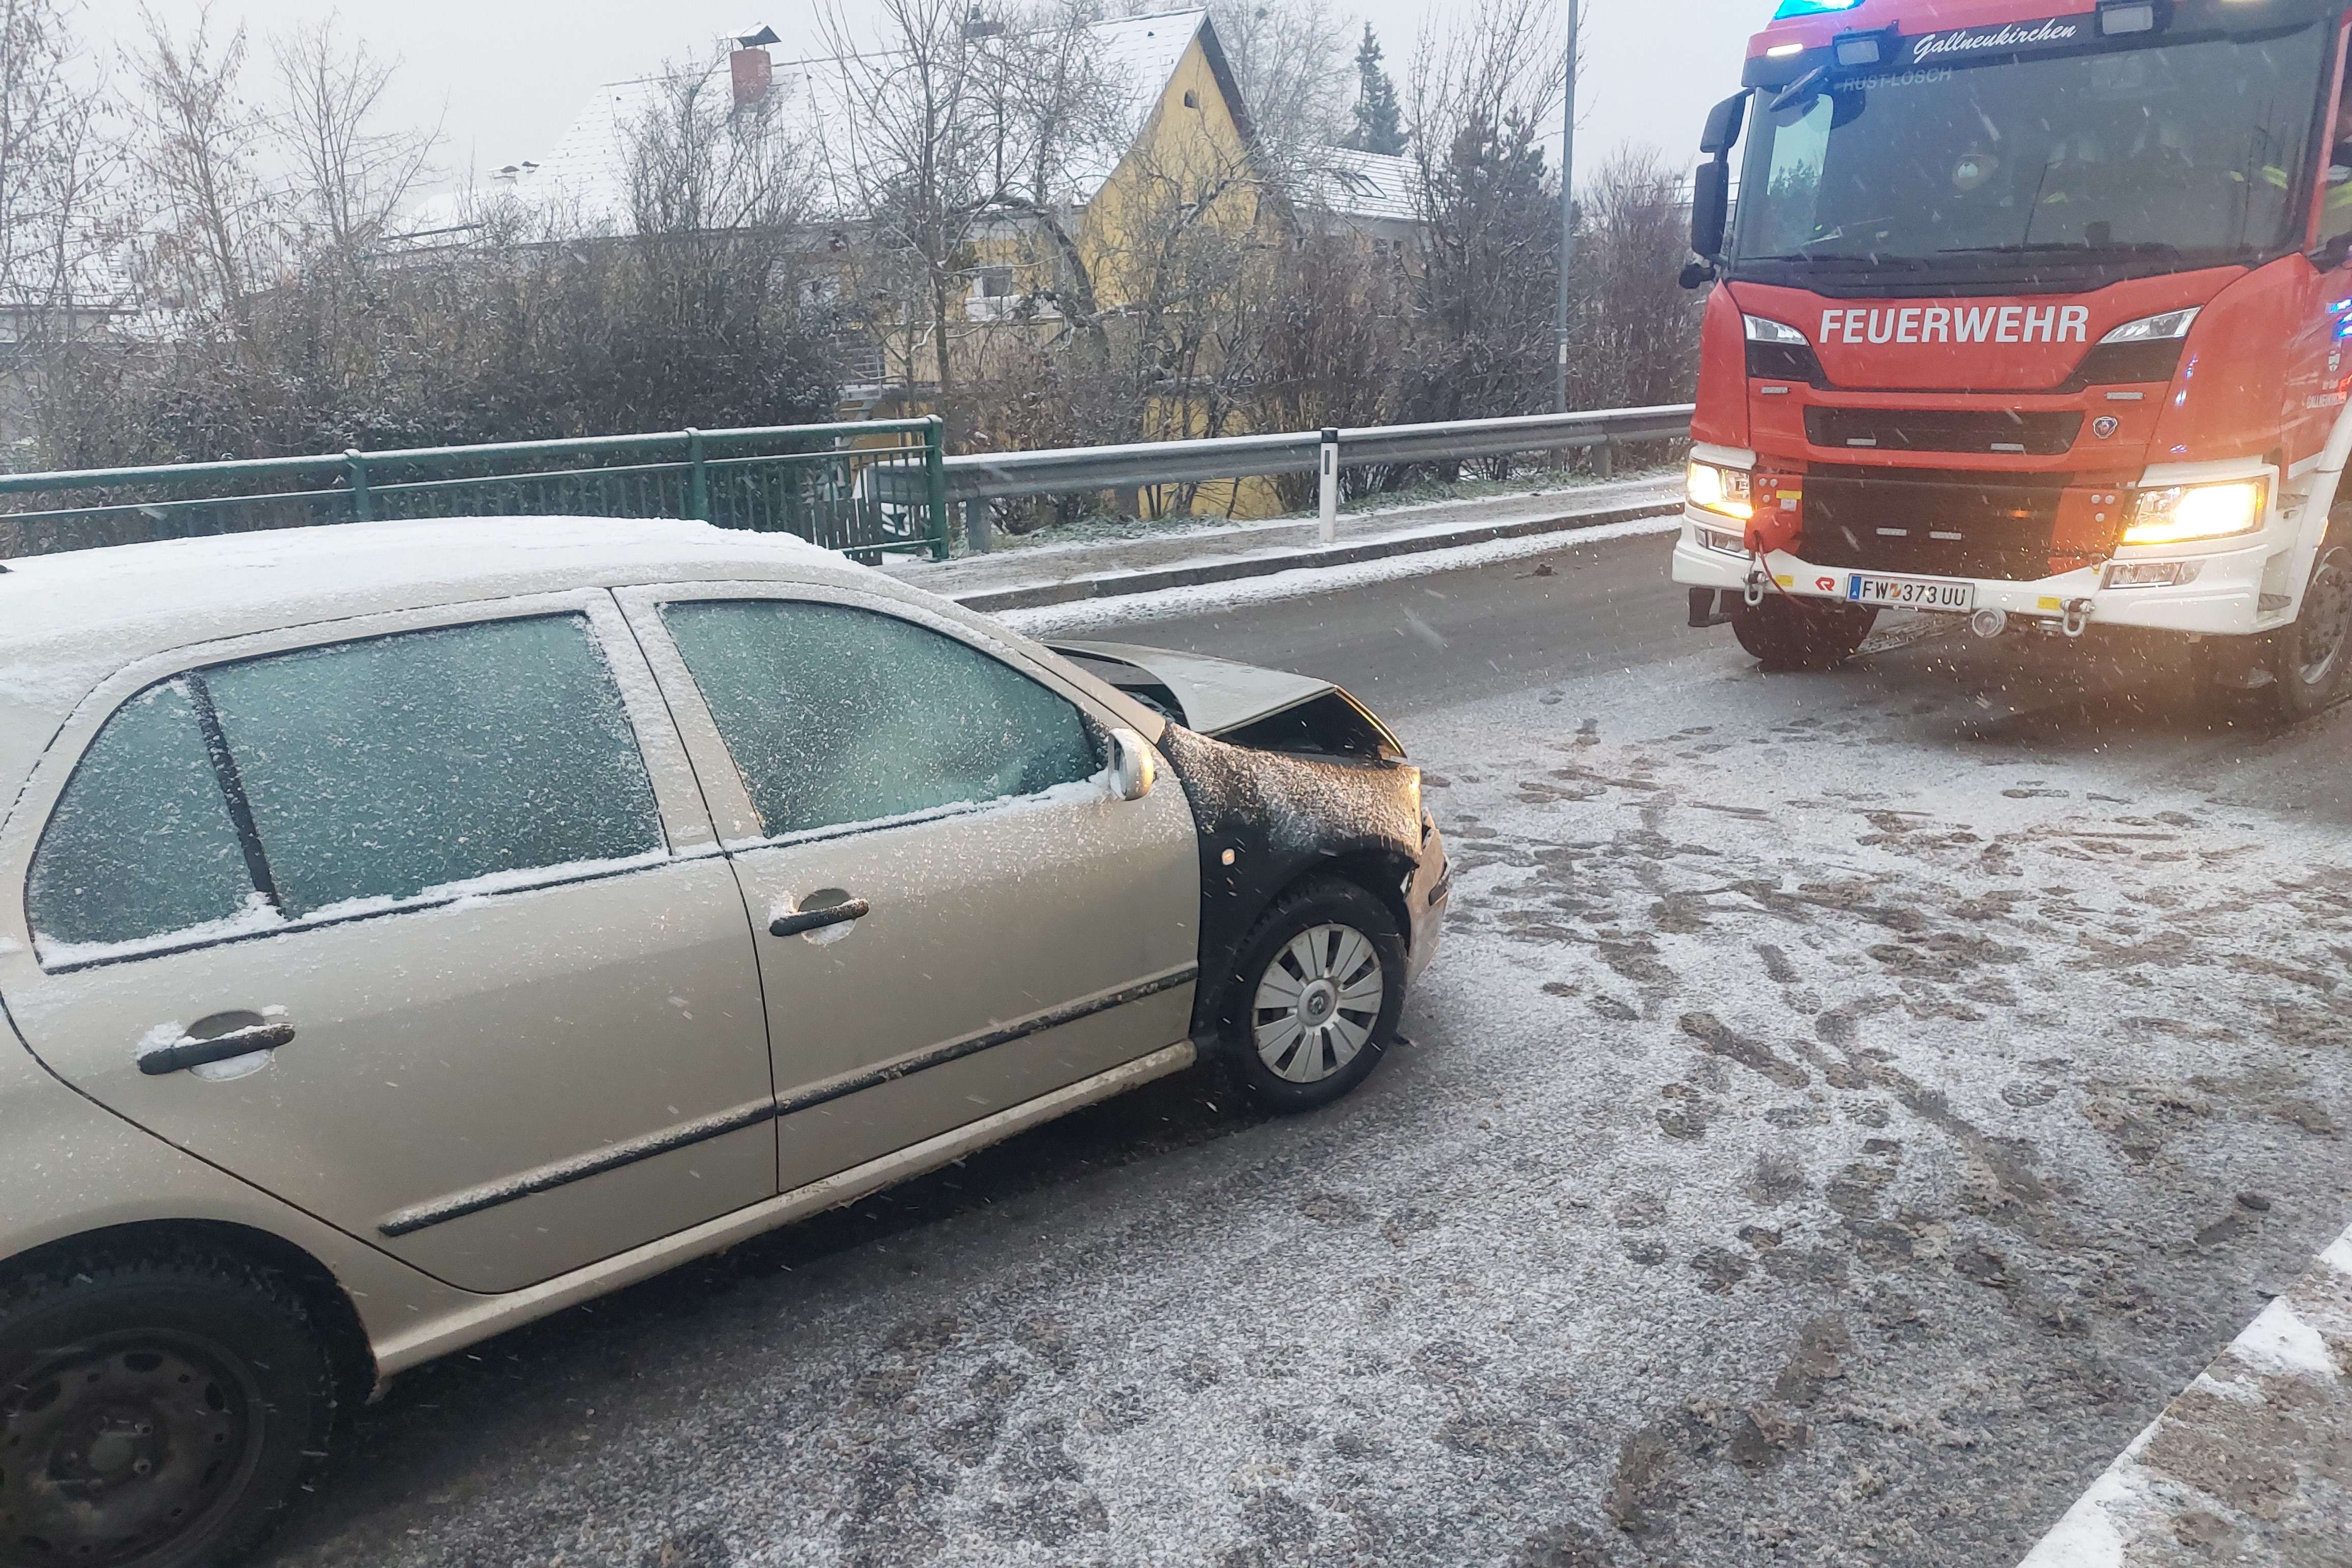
[{"left": 1554, "top": 0, "right": 1580, "bottom": 412}]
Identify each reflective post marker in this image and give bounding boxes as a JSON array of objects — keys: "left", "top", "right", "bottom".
[{"left": 1319, "top": 428, "right": 1340, "bottom": 547}]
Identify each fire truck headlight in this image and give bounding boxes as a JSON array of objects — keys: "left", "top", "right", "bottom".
[
  {"left": 1687, "top": 461, "right": 1754, "bottom": 522},
  {"left": 2122, "top": 481, "right": 2267, "bottom": 546},
  {"left": 2100, "top": 308, "right": 2202, "bottom": 345},
  {"left": 1743, "top": 315, "right": 1810, "bottom": 346}
]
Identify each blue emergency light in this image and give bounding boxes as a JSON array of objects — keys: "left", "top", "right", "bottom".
[{"left": 1773, "top": 0, "right": 1864, "bottom": 16}]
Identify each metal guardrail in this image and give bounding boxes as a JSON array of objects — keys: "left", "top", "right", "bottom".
[
  {"left": 913, "top": 404, "right": 1695, "bottom": 551},
  {"left": 0, "top": 404, "right": 1693, "bottom": 563},
  {"left": 939, "top": 405, "right": 1696, "bottom": 505},
  {"left": 0, "top": 419, "right": 951, "bottom": 563}
]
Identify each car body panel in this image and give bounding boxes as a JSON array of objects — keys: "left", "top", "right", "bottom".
[
  {"left": 727, "top": 800, "right": 1199, "bottom": 1195},
  {"left": 0, "top": 987, "right": 487, "bottom": 1366},
  {"left": 1153, "top": 726, "right": 1432, "bottom": 1041},
  {"left": 0, "top": 517, "right": 1445, "bottom": 1397},
  {"left": 614, "top": 582, "right": 1204, "bottom": 1190}
]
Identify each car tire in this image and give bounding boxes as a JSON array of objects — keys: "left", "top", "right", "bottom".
[
  {"left": 2259, "top": 536, "right": 2352, "bottom": 722},
  {"left": 0, "top": 1249, "right": 336, "bottom": 1568},
  {"left": 1221, "top": 877, "right": 1407, "bottom": 1114},
  {"left": 1727, "top": 595, "right": 1878, "bottom": 671}
]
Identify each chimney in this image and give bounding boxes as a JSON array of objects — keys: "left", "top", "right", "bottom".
[{"left": 731, "top": 46, "right": 774, "bottom": 106}]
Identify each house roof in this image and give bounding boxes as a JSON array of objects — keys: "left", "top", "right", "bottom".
[{"left": 1296, "top": 147, "right": 1417, "bottom": 225}]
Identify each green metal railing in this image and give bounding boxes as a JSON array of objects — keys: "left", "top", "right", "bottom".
[{"left": 0, "top": 418, "right": 952, "bottom": 563}]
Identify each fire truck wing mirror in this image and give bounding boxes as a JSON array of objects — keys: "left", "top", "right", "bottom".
[
  {"left": 1680, "top": 260, "right": 1718, "bottom": 292},
  {"left": 1690, "top": 162, "right": 1732, "bottom": 263},
  {"left": 1699, "top": 92, "right": 1750, "bottom": 158},
  {"left": 2311, "top": 232, "right": 2352, "bottom": 273}
]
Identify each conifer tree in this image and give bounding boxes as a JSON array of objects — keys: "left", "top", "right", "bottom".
[{"left": 1346, "top": 24, "right": 1405, "bottom": 156}]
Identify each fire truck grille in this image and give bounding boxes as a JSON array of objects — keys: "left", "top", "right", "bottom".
[
  {"left": 1805, "top": 407, "right": 2083, "bottom": 457},
  {"left": 1800, "top": 467, "right": 2069, "bottom": 582}
]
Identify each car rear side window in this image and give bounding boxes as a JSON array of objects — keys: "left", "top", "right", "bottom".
[
  {"left": 25, "top": 615, "right": 665, "bottom": 959},
  {"left": 204, "top": 616, "right": 663, "bottom": 919},
  {"left": 662, "top": 599, "right": 1098, "bottom": 840},
  {"left": 26, "top": 680, "right": 263, "bottom": 954}
]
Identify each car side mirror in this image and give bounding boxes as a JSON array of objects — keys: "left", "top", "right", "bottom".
[
  {"left": 2312, "top": 232, "right": 2352, "bottom": 273},
  {"left": 1109, "top": 728, "right": 1157, "bottom": 802}
]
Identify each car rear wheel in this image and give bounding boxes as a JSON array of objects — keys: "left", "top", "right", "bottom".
[
  {"left": 2261, "top": 538, "right": 2352, "bottom": 722},
  {"left": 1727, "top": 596, "right": 1878, "bottom": 671},
  {"left": 0, "top": 1252, "right": 335, "bottom": 1568},
  {"left": 1223, "top": 878, "right": 1407, "bottom": 1114}
]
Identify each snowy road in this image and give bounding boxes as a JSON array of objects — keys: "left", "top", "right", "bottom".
[{"left": 262, "top": 531, "right": 2352, "bottom": 1567}]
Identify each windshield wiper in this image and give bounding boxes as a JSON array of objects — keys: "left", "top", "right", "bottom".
[
  {"left": 1933, "top": 241, "right": 2184, "bottom": 259},
  {"left": 1740, "top": 252, "right": 1930, "bottom": 270}
]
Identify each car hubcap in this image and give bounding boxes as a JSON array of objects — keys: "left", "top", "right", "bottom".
[
  {"left": 2295, "top": 551, "right": 2352, "bottom": 690},
  {"left": 0, "top": 1336, "right": 261, "bottom": 1567},
  {"left": 1253, "top": 924, "right": 1385, "bottom": 1084}
]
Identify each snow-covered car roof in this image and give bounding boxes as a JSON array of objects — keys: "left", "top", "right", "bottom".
[{"left": 0, "top": 517, "right": 951, "bottom": 800}]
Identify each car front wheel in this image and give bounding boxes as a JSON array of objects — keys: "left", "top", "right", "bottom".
[
  {"left": 0, "top": 1251, "right": 335, "bottom": 1568},
  {"left": 1224, "top": 878, "right": 1407, "bottom": 1113}
]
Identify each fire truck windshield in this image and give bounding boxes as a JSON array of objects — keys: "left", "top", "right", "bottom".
[{"left": 1731, "top": 24, "right": 2332, "bottom": 285}]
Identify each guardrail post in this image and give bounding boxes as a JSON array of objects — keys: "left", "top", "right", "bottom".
[
  {"left": 687, "top": 429, "right": 710, "bottom": 521},
  {"left": 1318, "top": 428, "right": 1340, "bottom": 548},
  {"left": 1595, "top": 436, "right": 1616, "bottom": 481},
  {"left": 925, "top": 416, "right": 950, "bottom": 561},
  {"left": 964, "top": 497, "right": 993, "bottom": 555},
  {"left": 345, "top": 451, "right": 371, "bottom": 522}
]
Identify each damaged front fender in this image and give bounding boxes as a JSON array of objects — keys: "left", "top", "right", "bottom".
[{"left": 1155, "top": 726, "right": 1429, "bottom": 1046}]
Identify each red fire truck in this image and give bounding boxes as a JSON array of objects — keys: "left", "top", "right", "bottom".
[{"left": 1674, "top": 0, "right": 2352, "bottom": 717}]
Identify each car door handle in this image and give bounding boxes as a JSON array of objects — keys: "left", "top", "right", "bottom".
[
  {"left": 140, "top": 1016, "right": 298, "bottom": 1076},
  {"left": 770, "top": 899, "right": 871, "bottom": 939}
]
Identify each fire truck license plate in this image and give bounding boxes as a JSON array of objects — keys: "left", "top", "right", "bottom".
[{"left": 1845, "top": 574, "right": 1975, "bottom": 612}]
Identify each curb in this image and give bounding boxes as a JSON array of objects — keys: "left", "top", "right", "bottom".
[
  {"left": 2016, "top": 1220, "right": 2352, "bottom": 1566},
  {"left": 944, "top": 500, "right": 1683, "bottom": 614}
]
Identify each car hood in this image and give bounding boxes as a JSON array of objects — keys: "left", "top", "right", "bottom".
[
  {"left": 1048, "top": 641, "right": 1333, "bottom": 736},
  {"left": 1047, "top": 641, "right": 1404, "bottom": 763}
]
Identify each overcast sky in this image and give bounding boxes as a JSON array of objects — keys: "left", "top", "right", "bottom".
[{"left": 77, "top": 0, "right": 1747, "bottom": 190}]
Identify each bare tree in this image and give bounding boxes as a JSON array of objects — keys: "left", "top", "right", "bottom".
[
  {"left": 608, "top": 62, "right": 839, "bottom": 430},
  {"left": 817, "top": 0, "right": 1141, "bottom": 424},
  {"left": 818, "top": 0, "right": 991, "bottom": 404},
  {"left": 124, "top": 4, "right": 277, "bottom": 318},
  {"left": 1197, "top": 0, "right": 1349, "bottom": 179},
  {"left": 270, "top": 18, "right": 436, "bottom": 263},
  {"left": 1567, "top": 144, "right": 1703, "bottom": 411},
  {"left": 1, "top": 0, "right": 112, "bottom": 312}
]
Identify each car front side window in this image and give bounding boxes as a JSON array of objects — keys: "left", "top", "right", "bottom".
[
  {"left": 25, "top": 613, "right": 666, "bottom": 960},
  {"left": 660, "top": 598, "right": 1099, "bottom": 841}
]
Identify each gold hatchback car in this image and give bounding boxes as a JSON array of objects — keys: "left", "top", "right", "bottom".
[{"left": 0, "top": 519, "right": 1447, "bottom": 1567}]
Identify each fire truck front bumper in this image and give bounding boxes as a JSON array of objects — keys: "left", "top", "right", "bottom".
[{"left": 1671, "top": 511, "right": 2285, "bottom": 639}]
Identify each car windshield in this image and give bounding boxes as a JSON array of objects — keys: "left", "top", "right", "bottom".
[{"left": 1733, "top": 24, "right": 2331, "bottom": 277}]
